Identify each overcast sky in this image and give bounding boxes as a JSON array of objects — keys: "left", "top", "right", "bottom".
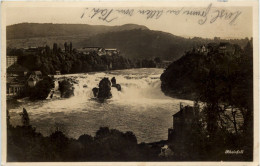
[{"left": 6, "top": 4, "right": 253, "bottom": 39}]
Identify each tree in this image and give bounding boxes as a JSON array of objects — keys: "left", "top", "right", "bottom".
[
  {"left": 95, "top": 127, "right": 110, "bottom": 140},
  {"left": 71, "top": 60, "right": 82, "bottom": 73},
  {"left": 124, "top": 131, "right": 137, "bottom": 144},
  {"left": 45, "top": 45, "right": 51, "bottom": 54},
  {"left": 49, "top": 130, "right": 69, "bottom": 156},
  {"left": 78, "top": 134, "right": 93, "bottom": 145},
  {"left": 7, "top": 109, "right": 11, "bottom": 128},
  {"left": 20, "top": 108, "right": 30, "bottom": 126},
  {"left": 69, "top": 42, "right": 73, "bottom": 53},
  {"left": 64, "top": 42, "right": 68, "bottom": 53},
  {"left": 58, "top": 47, "right": 62, "bottom": 53},
  {"left": 53, "top": 43, "right": 58, "bottom": 54},
  {"left": 154, "top": 57, "right": 161, "bottom": 63}
]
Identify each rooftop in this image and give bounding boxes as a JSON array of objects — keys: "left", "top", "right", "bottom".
[
  {"left": 7, "top": 64, "right": 29, "bottom": 73},
  {"left": 173, "top": 105, "right": 195, "bottom": 118},
  {"left": 105, "top": 48, "right": 118, "bottom": 51}
]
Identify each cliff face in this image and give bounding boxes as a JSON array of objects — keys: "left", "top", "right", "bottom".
[
  {"left": 160, "top": 51, "right": 203, "bottom": 100},
  {"left": 160, "top": 42, "right": 253, "bottom": 102}
]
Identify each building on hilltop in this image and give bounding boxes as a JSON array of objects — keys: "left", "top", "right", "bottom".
[
  {"left": 27, "top": 77, "right": 39, "bottom": 87},
  {"left": 29, "top": 71, "right": 42, "bottom": 79},
  {"left": 6, "top": 78, "right": 25, "bottom": 96},
  {"left": 197, "top": 45, "right": 208, "bottom": 54},
  {"left": 105, "top": 48, "right": 120, "bottom": 56},
  {"left": 7, "top": 64, "right": 29, "bottom": 77},
  {"left": 55, "top": 71, "right": 61, "bottom": 75},
  {"left": 218, "top": 42, "right": 235, "bottom": 54},
  {"left": 193, "top": 42, "right": 236, "bottom": 56},
  {"left": 77, "top": 47, "right": 120, "bottom": 56},
  {"left": 23, "top": 46, "right": 46, "bottom": 55},
  {"left": 77, "top": 47, "right": 106, "bottom": 56},
  {"left": 6, "top": 64, "right": 29, "bottom": 96},
  {"left": 207, "top": 42, "right": 219, "bottom": 52},
  {"left": 27, "top": 71, "right": 43, "bottom": 87}
]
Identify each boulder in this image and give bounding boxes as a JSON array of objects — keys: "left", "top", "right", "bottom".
[
  {"left": 92, "top": 87, "right": 99, "bottom": 97},
  {"left": 111, "top": 77, "right": 121, "bottom": 91},
  {"left": 58, "top": 80, "right": 75, "bottom": 98},
  {"left": 50, "top": 91, "right": 54, "bottom": 99},
  {"left": 29, "top": 76, "right": 55, "bottom": 100},
  {"left": 112, "top": 84, "right": 121, "bottom": 91},
  {"left": 111, "top": 77, "right": 116, "bottom": 86},
  {"left": 97, "top": 78, "right": 112, "bottom": 100}
]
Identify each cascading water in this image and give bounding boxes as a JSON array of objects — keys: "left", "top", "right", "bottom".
[{"left": 9, "top": 68, "right": 192, "bottom": 143}]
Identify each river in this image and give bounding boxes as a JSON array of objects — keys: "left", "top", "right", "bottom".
[{"left": 8, "top": 68, "right": 193, "bottom": 143}]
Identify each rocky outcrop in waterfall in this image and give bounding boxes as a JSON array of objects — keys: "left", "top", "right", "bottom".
[
  {"left": 58, "top": 79, "right": 75, "bottom": 98},
  {"left": 92, "top": 78, "right": 113, "bottom": 101},
  {"left": 111, "top": 77, "right": 116, "bottom": 85},
  {"left": 113, "top": 84, "right": 121, "bottom": 91},
  {"left": 29, "top": 76, "right": 55, "bottom": 100},
  {"left": 92, "top": 87, "right": 99, "bottom": 97},
  {"left": 97, "top": 78, "right": 112, "bottom": 100},
  {"left": 92, "top": 77, "right": 122, "bottom": 100},
  {"left": 111, "top": 77, "right": 122, "bottom": 91}
]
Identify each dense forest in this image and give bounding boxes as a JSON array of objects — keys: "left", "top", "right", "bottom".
[
  {"left": 161, "top": 41, "right": 253, "bottom": 160},
  {"left": 9, "top": 44, "right": 156, "bottom": 75}
]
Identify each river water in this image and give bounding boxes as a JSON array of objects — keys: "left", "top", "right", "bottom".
[{"left": 9, "top": 68, "right": 193, "bottom": 143}]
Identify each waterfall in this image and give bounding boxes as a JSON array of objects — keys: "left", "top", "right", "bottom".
[{"left": 52, "top": 69, "right": 171, "bottom": 102}]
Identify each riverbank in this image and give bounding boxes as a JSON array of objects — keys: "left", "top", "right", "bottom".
[
  {"left": 7, "top": 124, "right": 162, "bottom": 161},
  {"left": 7, "top": 108, "right": 169, "bottom": 161}
]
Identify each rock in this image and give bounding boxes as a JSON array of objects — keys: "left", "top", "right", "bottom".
[
  {"left": 111, "top": 77, "right": 121, "bottom": 91},
  {"left": 58, "top": 80, "right": 74, "bottom": 98},
  {"left": 50, "top": 91, "right": 54, "bottom": 99},
  {"left": 92, "top": 87, "right": 99, "bottom": 97},
  {"left": 97, "top": 78, "right": 112, "bottom": 100},
  {"left": 29, "top": 76, "right": 55, "bottom": 100},
  {"left": 112, "top": 84, "right": 121, "bottom": 91},
  {"left": 111, "top": 77, "right": 116, "bottom": 86},
  {"left": 83, "top": 84, "right": 88, "bottom": 88}
]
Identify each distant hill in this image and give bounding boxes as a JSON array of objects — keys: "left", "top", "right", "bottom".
[
  {"left": 7, "top": 23, "right": 250, "bottom": 61},
  {"left": 78, "top": 29, "right": 208, "bottom": 60},
  {"left": 7, "top": 23, "right": 148, "bottom": 39},
  {"left": 70, "top": 29, "right": 250, "bottom": 60}
]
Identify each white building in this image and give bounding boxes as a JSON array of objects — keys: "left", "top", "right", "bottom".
[{"left": 105, "top": 48, "right": 119, "bottom": 56}]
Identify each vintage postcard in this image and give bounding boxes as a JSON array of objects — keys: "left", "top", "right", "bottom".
[{"left": 1, "top": 1, "right": 259, "bottom": 166}]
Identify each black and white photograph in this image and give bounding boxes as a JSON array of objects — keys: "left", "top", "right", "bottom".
[{"left": 1, "top": 1, "right": 259, "bottom": 165}]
